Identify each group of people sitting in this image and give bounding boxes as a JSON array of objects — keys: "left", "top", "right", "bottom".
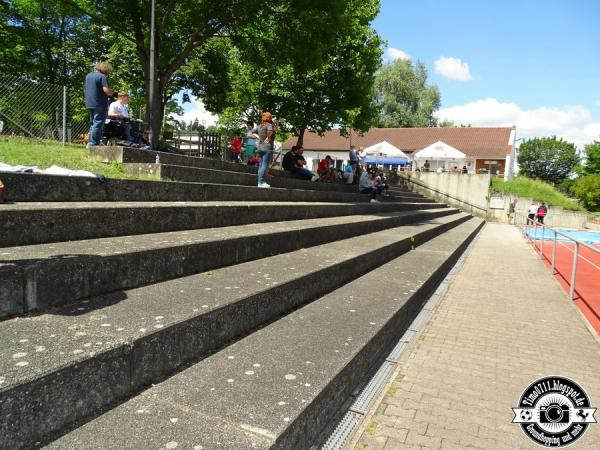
[{"left": 281, "top": 145, "right": 389, "bottom": 202}]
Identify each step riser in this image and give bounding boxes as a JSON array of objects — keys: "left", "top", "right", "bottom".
[
  {"left": 89, "top": 146, "right": 266, "bottom": 176},
  {"left": 125, "top": 163, "right": 369, "bottom": 194},
  {"left": 1, "top": 209, "right": 457, "bottom": 318},
  {"left": 1, "top": 172, "right": 424, "bottom": 203},
  {"left": 276, "top": 220, "right": 485, "bottom": 449},
  {"left": 1, "top": 202, "right": 444, "bottom": 247},
  {"left": 0, "top": 215, "right": 472, "bottom": 450}
]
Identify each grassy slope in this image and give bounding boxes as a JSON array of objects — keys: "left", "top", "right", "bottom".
[
  {"left": 0, "top": 137, "right": 158, "bottom": 180},
  {"left": 491, "top": 176, "right": 584, "bottom": 211}
]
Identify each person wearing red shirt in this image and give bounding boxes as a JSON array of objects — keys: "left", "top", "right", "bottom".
[
  {"left": 230, "top": 134, "right": 242, "bottom": 162},
  {"left": 317, "top": 155, "right": 336, "bottom": 182}
]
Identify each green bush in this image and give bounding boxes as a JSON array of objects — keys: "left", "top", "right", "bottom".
[
  {"left": 491, "top": 176, "right": 584, "bottom": 211},
  {"left": 571, "top": 174, "right": 600, "bottom": 211}
]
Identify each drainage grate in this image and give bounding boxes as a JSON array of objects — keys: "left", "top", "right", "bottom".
[
  {"left": 400, "top": 329, "right": 417, "bottom": 342},
  {"left": 408, "top": 309, "right": 429, "bottom": 331},
  {"left": 386, "top": 340, "right": 408, "bottom": 363},
  {"left": 321, "top": 411, "right": 363, "bottom": 450},
  {"left": 350, "top": 361, "right": 396, "bottom": 414}
]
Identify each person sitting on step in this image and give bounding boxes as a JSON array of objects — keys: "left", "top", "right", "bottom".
[
  {"left": 282, "top": 145, "right": 316, "bottom": 181},
  {"left": 317, "top": 155, "right": 337, "bottom": 182},
  {"left": 359, "top": 168, "right": 379, "bottom": 203}
]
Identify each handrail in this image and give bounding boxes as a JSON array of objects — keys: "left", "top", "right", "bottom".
[
  {"left": 397, "top": 172, "right": 487, "bottom": 212},
  {"left": 513, "top": 212, "right": 599, "bottom": 301}
]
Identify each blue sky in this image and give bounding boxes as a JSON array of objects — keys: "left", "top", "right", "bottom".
[
  {"left": 180, "top": 0, "right": 599, "bottom": 147},
  {"left": 374, "top": 0, "right": 600, "bottom": 146}
]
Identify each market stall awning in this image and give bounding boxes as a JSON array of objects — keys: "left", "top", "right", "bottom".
[
  {"left": 413, "top": 141, "right": 466, "bottom": 160},
  {"left": 364, "top": 157, "right": 409, "bottom": 165},
  {"left": 363, "top": 141, "right": 409, "bottom": 160}
]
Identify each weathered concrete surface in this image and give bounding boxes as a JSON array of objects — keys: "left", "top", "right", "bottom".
[
  {"left": 124, "top": 163, "right": 373, "bottom": 194},
  {"left": 0, "top": 172, "right": 423, "bottom": 203},
  {"left": 87, "top": 145, "right": 291, "bottom": 177},
  {"left": 0, "top": 200, "right": 443, "bottom": 247},
  {"left": 1, "top": 214, "right": 470, "bottom": 449},
  {"left": 0, "top": 208, "right": 457, "bottom": 318},
  {"left": 354, "top": 223, "right": 600, "bottom": 450},
  {"left": 43, "top": 219, "right": 483, "bottom": 450}
]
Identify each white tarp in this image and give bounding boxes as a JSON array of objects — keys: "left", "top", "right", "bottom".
[
  {"left": 363, "top": 141, "right": 409, "bottom": 159},
  {"left": 0, "top": 162, "right": 97, "bottom": 178},
  {"left": 413, "top": 141, "right": 466, "bottom": 160}
]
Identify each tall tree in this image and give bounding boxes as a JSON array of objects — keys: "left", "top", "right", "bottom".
[
  {"left": 373, "top": 59, "right": 440, "bottom": 128},
  {"left": 219, "top": 0, "right": 383, "bottom": 146},
  {"left": 582, "top": 141, "right": 600, "bottom": 175},
  {"left": 57, "top": 0, "right": 347, "bottom": 145},
  {"left": 517, "top": 137, "right": 580, "bottom": 185}
]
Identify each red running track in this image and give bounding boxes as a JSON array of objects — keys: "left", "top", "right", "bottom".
[{"left": 531, "top": 239, "right": 600, "bottom": 334}]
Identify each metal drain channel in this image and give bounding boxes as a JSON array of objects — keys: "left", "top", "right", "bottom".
[{"left": 320, "top": 232, "right": 480, "bottom": 450}]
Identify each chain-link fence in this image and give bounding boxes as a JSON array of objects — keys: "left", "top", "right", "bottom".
[{"left": 0, "top": 75, "right": 89, "bottom": 143}]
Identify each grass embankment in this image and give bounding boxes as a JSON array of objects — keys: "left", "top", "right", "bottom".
[
  {"left": 491, "top": 176, "right": 584, "bottom": 212},
  {"left": 0, "top": 137, "right": 158, "bottom": 181}
]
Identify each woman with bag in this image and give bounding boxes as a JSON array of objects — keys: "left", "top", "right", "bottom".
[
  {"left": 536, "top": 202, "right": 548, "bottom": 224},
  {"left": 253, "top": 112, "right": 278, "bottom": 188}
]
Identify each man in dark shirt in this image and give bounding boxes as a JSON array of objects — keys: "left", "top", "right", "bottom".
[
  {"left": 282, "top": 145, "right": 314, "bottom": 180},
  {"left": 84, "top": 61, "right": 114, "bottom": 146}
]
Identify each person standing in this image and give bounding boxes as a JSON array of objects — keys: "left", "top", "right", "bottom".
[
  {"left": 244, "top": 121, "right": 257, "bottom": 162},
  {"left": 84, "top": 61, "right": 114, "bottom": 147},
  {"left": 536, "top": 202, "right": 548, "bottom": 224},
  {"left": 527, "top": 202, "right": 538, "bottom": 225},
  {"left": 507, "top": 198, "right": 517, "bottom": 224},
  {"left": 230, "top": 133, "right": 242, "bottom": 162},
  {"left": 253, "top": 112, "right": 277, "bottom": 188}
]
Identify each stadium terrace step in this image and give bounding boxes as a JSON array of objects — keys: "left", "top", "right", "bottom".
[
  {"left": 123, "top": 162, "right": 382, "bottom": 194},
  {"left": 87, "top": 145, "right": 290, "bottom": 177},
  {"left": 39, "top": 218, "right": 483, "bottom": 450},
  {"left": 0, "top": 200, "right": 444, "bottom": 247},
  {"left": 0, "top": 208, "right": 456, "bottom": 319},
  {"left": 0, "top": 212, "right": 474, "bottom": 449},
  {"left": 0, "top": 172, "right": 425, "bottom": 203}
]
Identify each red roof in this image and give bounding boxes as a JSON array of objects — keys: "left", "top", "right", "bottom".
[{"left": 283, "top": 127, "right": 514, "bottom": 159}]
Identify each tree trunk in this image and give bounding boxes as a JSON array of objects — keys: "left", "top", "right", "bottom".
[{"left": 296, "top": 128, "right": 306, "bottom": 147}]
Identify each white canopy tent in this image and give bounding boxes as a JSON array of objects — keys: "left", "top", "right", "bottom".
[
  {"left": 363, "top": 140, "right": 409, "bottom": 165},
  {"left": 413, "top": 140, "right": 466, "bottom": 171}
]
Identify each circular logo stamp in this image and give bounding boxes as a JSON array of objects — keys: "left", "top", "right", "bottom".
[{"left": 512, "top": 376, "right": 597, "bottom": 447}]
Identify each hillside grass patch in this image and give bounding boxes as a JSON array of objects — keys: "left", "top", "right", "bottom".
[{"left": 491, "top": 176, "right": 584, "bottom": 211}]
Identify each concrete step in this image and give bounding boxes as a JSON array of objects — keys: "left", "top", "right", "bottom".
[
  {"left": 123, "top": 162, "right": 388, "bottom": 194},
  {"left": 40, "top": 218, "right": 484, "bottom": 450},
  {"left": 0, "top": 208, "right": 457, "bottom": 318},
  {"left": 0, "top": 200, "right": 443, "bottom": 247},
  {"left": 0, "top": 213, "right": 472, "bottom": 449},
  {"left": 0, "top": 172, "right": 424, "bottom": 203},
  {"left": 88, "top": 145, "right": 288, "bottom": 177}
]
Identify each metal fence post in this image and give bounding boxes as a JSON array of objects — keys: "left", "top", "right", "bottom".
[
  {"left": 569, "top": 242, "right": 579, "bottom": 300},
  {"left": 551, "top": 229, "right": 557, "bottom": 274},
  {"left": 540, "top": 224, "right": 545, "bottom": 260},
  {"left": 62, "top": 86, "right": 67, "bottom": 145}
]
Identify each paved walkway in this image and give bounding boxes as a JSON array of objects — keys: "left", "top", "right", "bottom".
[{"left": 353, "top": 223, "right": 600, "bottom": 450}]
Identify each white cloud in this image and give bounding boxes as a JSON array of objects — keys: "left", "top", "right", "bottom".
[
  {"left": 435, "top": 97, "right": 600, "bottom": 148},
  {"left": 385, "top": 47, "right": 410, "bottom": 61},
  {"left": 170, "top": 98, "right": 218, "bottom": 127},
  {"left": 434, "top": 56, "right": 473, "bottom": 81},
  {"left": 596, "top": 99, "right": 600, "bottom": 107}
]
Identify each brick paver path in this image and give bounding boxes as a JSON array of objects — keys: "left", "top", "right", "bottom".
[{"left": 354, "top": 223, "right": 600, "bottom": 450}]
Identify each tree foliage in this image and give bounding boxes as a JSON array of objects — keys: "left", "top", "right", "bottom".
[
  {"left": 571, "top": 174, "right": 600, "bottom": 211},
  {"left": 517, "top": 137, "right": 580, "bottom": 185},
  {"left": 219, "top": 0, "right": 383, "bottom": 146},
  {"left": 373, "top": 59, "right": 441, "bottom": 128},
  {"left": 582, "top": 141, "right": 600, "bottom": 175}
]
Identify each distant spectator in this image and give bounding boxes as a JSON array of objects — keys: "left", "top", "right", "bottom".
[
  {"left": 230, "top": 134, "right": 242, "bottom": 162},
  {"left": 359, "top": 169, "right": 379, "bottom": 203},
  {"left": 423, "top": 160, "right": 431, "bottom": 172},
  {"left": 342, "top": 162, "right": 356, "bottom": 184},
  {"left": 507, "top": 198, "right": 517, "bottom": 224},
  {"left": 317, "top": 155, "right": 337, "bottom": 182},
  {"left": 536, "top": 202, "right": 548, "bottom": 224},
  {"left": 349, "top": 145, "right": 359, "bottom": 164},
  {"left": 283, "top": 145, "right": 315, "bottom": 180},
  {"left": 84, "top": 61, "right": 114, "bottom": 147},
  {"left": 462, "top": 165, "right": 468, "bottom": 174},
  {"left": 527, "top": 202, "right": 538, "bottom": 225},
  {"left": 252, "top": 111, "right": 278, "bottom": 188},
  {"left": 358, "top": 146, "right": 366, "bottom": 166},
  {"left": 245, "top": 121, "right": 257, "bottom": 162}
]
